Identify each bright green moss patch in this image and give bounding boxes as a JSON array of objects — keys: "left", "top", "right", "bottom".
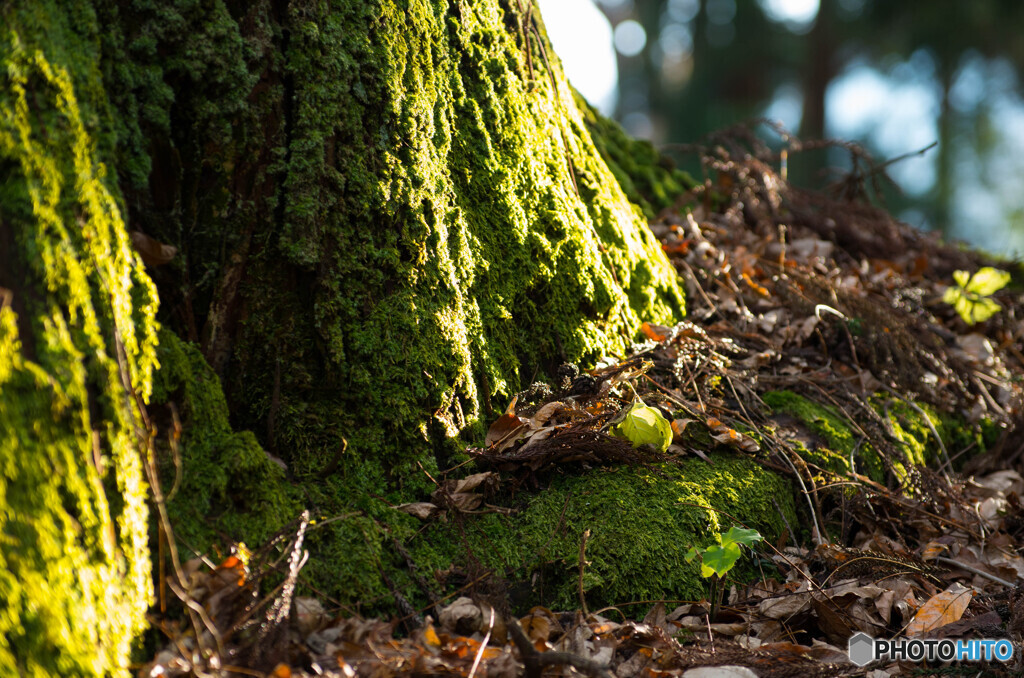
[
  {"left": 576, "top": 91, "right": 696, "bottom": 220},
  {"left": 149, "top": 330, "right": 303, "bottom": 556},
  {"left": 0, "top": 3, "right": 158, "bottom": 673},
  {"left": 764, "top": 390, "right": 989, "bottom": 483},
  {"left": 875, "top": 398, "right": 938, "bottom": 469},
  {"left": 408, "top": 455, "right": 797, "bottom": 610},
  {"left": 763, "top": 390, "right": 884, "bottom": 481}
]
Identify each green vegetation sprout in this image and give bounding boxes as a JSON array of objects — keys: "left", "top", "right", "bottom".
[
  {"left": 686, "top": 526, "right": 763, "bottom": 620},
  {"left": 943, "top": 267, "right": 1010, "bottom": 324}
]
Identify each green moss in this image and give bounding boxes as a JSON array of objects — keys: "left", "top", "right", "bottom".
[
  {"left": 409, "top": 455, "right": 797, "bottom": 610},
  {"left": 149, "top": 329, "right": 302, "bottom": 556},
  {"left": 576, "top": 90, "right": 696, "bottom": 220},
  {"left": 763, "top": 390, "right": 884, "bottom": 481},
  {"left": 875, "top": 398, "right": 935, "bottom": 469},
  {"left": 871, "top": 398, "right": 992, "bottom": 473},
  {"left": 764, "top": 390, "right": 991, "bottom": 484},
  {"left": 0, "top": 4, "right": 159, "bottom": 673}
]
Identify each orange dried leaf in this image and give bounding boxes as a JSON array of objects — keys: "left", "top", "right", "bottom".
[
  {"left": 906, "top": 583, "right": 973, "bottom": 636},
  {"left": 741, "top": 271, "right": 770, "bottom": 298},
  {"left": 423, "top": 624, "right": 442, "bottom": 647},
  {"left": 215, "top": 555, "right": 245, "bottom": 586},
  {"left": 671, "top": 418, "right": 694, "bottom": 440},
  {"left": 521, "top": 613, "right": 551, "bottom": 644},
  {"left": 707, "top": 419, "right": 760, "bottom": 452},
  {"left": 662, "top": 240, "right": 690, "bottom": 255},
  {"left": 920, "top": 541, "right": 949, "bottom": 561},
  {"left": 641, "top": 322, "right": 669, "bottom": 342}
]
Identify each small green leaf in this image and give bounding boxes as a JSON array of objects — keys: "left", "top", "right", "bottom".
[
  {"left": 963, "top": 267, "right": 1010, "bottom": 296},
  {"left": 720, "top": 526, "right": 763, "bottom": 549},
  {"left": 944, "top": 268, "right": 1009, "bottom": 324},
  {"left": 685, "top": 545, "right": 699, "bottom": 563},
  {"left": 699, "top": 542, "right": 741, "bottom": 578},
  {"left": 957, "top": 295, "right": 1002, "bottom": 324},
  {"left": 612, "top": 401, "right": 673, "bottom": 453}
]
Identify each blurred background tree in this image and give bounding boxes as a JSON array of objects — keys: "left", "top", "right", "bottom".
[{"left": 539, "top": 0, "right": 1024, "bottom": 254}]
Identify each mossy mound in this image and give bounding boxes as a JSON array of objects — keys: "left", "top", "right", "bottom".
[
  {"left": 763, "top": 390, "right": 996, "bottom": 484},
  {"left": 411, "top": 455, "right": 797, "bottom": 610},
  {"left": 0, "top": 3, "right": 159, "bottom": 673}
]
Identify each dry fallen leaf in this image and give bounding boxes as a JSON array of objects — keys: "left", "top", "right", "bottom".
[
  {"left": 706, "top": 418, "right": 760, "bottom": 452},
  {"left": 396, "top": 502, "right": 441, "bottom": 520},
  {"left": 486, "top": 396, "right": 529, "bottom": 449},
  {"left": 530, "top": 401, "right": 565, "bottom": 427},
  {"left": 294, "top": 597, "right": 327, "bottom": 635},
  {"left": 520, "top": 607, "right": 557, "bottom": 649},
  {"left": 641, "top": 321, "right": 672, "bottom": 342},
  {"left": 486, "top": 412, "right": 529, "bottom": 449},
  {"left": 906, "top": 582, "right": 973, "bottom": 636},
  {"left": 439, "top": 597, "right": 481, "bottom": 635},
  {"left": 451, "top": 471, "right": 497, "bottom": 495}
]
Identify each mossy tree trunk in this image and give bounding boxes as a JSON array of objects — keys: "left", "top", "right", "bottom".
[
  {"left": 0, "top": 4, "right": 158, "bottom": 674},
  {"left": 118, "top": 0, "right": 688, "bottom": 481},
  {"left": 1, "top": 0, "right": 698, "bottom": 673}
]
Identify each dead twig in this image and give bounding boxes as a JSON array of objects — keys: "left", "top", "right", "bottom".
[
  {"left": 934, "top": 556, "right": 1016, "bottom": 588},
  {"left": 508, "top": 616, "right": 613, "bottom": 678},
  {"left": 578, "top": 528, "right": 591, "bottom": 617},
  {"left": 468, "top": 607, "right": 496, "bottom": 678}
]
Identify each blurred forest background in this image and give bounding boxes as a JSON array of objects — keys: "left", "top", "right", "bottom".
[{"left": 538, "top": 0, "right": 1024, "bottom": 255}]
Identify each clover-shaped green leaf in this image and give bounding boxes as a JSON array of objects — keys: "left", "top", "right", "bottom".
[
  {"left": 944, "top": 267, "right": 1009, "bottom": 324},
  {"left": 963, "top": 267, "right": 1010, "bottom": 295}
]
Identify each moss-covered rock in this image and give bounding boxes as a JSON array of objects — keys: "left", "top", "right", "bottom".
[{"left": 0, "top": 2, "right": 159, "bottom": 673}]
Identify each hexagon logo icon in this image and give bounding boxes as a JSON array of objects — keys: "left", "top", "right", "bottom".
[{"left": 848, "top": 632, "right": 875, "bottom": 667}]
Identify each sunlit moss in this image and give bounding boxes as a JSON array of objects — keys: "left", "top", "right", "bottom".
[
  {"left": 0, "top": 3, "right": 158, "bottom": 673},
  {"left": 763, "top": 390, "right": 987, "bottom": 485}
]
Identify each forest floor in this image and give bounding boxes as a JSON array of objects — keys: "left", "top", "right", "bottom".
[{"left": 139, "top": 127, "right": 1024, "bottom": 678}]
